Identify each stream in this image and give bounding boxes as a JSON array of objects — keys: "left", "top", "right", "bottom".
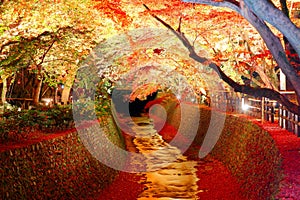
[{"left": 127, "top": 116, "right": 200, "bottom": 200}]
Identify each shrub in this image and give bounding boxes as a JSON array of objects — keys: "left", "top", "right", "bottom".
[
  {"left": 0, "top": 78, "right": 114, "bottom": 143},
  {"left": 0, "top": 105, "right": 75, "bottom": 143}
]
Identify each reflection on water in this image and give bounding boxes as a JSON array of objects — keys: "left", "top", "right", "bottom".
[{"left": 129, "top": 117, "right": 199, "bottom": 200}]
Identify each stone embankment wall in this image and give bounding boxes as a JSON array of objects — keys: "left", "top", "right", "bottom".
[
  {"left": 153, "top": 100, "right": 282, "bottom": 200},
  {"left": 1, "top": 116, "right": 124, "bottom": 199}
]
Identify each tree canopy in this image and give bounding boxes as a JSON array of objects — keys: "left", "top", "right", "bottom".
[
  {"left": 0, "top": 0, "right": 117, "bottom": 105},
  {"left": 137, "top": 0, "right": 300, "bottom": 114},
  {"left": 1, "top": 0, "right": 300, "bottom": 115}
]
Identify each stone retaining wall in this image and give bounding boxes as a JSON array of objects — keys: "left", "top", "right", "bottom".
[
  {"left": 153, "top": 101, "right": 282, "bottom": 200},
  {"left": 0, "top": 116, "right": 124, "bottom": 199}
]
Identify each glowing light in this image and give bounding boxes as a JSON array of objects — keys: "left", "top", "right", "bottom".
[
  {"left": 241, "top": 97, "right": 249, "bottom": 111},
  {"left": 42, "top": 98, "right": 53, "bottom": 106},
  {"left": 242, "top": 103, "right": 249, "bottom": 111},
  {"left": 199, "top": 87, "right": 206, "bottom": 95}
]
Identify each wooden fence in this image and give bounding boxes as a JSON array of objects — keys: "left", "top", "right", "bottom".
[
  {"left": 209, "top": 91, "right": 300, "bottom": 137},
  {"left": 263, "top": 99, "right": 277, "bottom": 123},
  {"left": 243, "top": 97, "right": 262, "bottom": 118},
  {"left": 279, "top": 105, "right": 300, "bottom": 137},
  {"left": 210, "top": 92, "right": 241, "bottom": 113}
]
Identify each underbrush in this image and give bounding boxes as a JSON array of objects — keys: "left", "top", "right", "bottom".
[
  {"left": 0, "top": 99, "right": 111, "bottom": 143},
  {"left": 1, "top": 77, "right": 113, "bottom": 143},
  {"left": 0, "top": 105, "right": 74, "bottom": 143}
]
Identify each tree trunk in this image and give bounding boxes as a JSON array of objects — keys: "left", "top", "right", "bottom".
[
  {"left": 280, "top": 0, "right": 289, "bottom": 18},
  {"left": 280, "top": 0, "right": 300, "bottom": 103},
  {"left": 32, "top": 76, "right": 43, "bottom": 106},
  {"left": 61, "top": 86, "right": 71, "bottom": 105},
  {"left": 182, "top": 0, "right": 300, "bottom": 100},
  {"left": 1, "top": 77, "right": 7, "bottom": 105},
  {"left": 60, "top": 69, "right": 77, "bottom": 105},
  {"left": 32, "top": 63, "right": 44, "bottom": 106},
  {"left": 0, "top": 77, "right": 7, "bottom": 114},
  {"left": 54, "top": 87, "right": 58, "bottom": 104},
  {"left": 243, "top": 0, "right": 300, "bottom": 56}
]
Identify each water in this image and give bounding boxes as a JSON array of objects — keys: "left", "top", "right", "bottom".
[{"left": 128, "top": 117, "right": 199, "bottom": 200}]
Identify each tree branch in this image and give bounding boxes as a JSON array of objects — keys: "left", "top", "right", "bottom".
[
  {"left": 182, "top": 0, "right": 240, "bottom": 12},
  {"left": 181, "top": 0, "right": 300, "bottom": 99},
  {"left": 0, "top": 26, "right": 91, "bottom": 54},
  {"left": 38, "top": 38, "right": 56, "bottom": 66},
  {"left": 144, "top": 4, "right": 300, "bottom": 115},
  {"left": 0, "top": 30, "right": 53, "bottom": 53},
  {"left": 243, "top": 0, "right": 300, "bottom": 56},
  {"left": 240, "top": 1, "right": 300, "bottom": 101}
]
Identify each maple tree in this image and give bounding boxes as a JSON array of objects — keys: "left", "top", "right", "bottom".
[
  {"left": 90, "top": 1, "right": 235, "bottom": 104},
  {"left": 1, "top": 0, "right": 300, "bottom": 116},
  {"left": 87, "top": 26, "right": 214, "bottom": 105},
  {"left": 130, "top": 0, "right": 300, "bottom": 114},
  {"left": 0, "top": 0, "right": 118, "bottom": 107},
  {"left": 96, "top": 0, "right": 299, "bottom": 115},
  {"left": 92, "top": 1, "right": 278, "bottom": 104}
]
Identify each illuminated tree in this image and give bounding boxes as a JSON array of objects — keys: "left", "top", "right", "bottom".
[
  {"left": 141, "top": 0, "right": 300, "bottom": 114},
  {"left": 0, "top": 0, "right": 114, "bottom": 106},
  {"left": 4, "top": 0, "right": 299, "bottom": 116}
]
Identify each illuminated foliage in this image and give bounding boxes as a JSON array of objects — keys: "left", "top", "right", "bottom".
[
  {"left": 0, "top": 0, "right": 114, "bottom": 105},
  {"left": 1, "top": 0, "right": 300, "bottom": 115},
  {"left": 99, "top": 0, "right": 280, "bottom": 96},
  {"left": 135, "top": 0, "right": 300, "bottom": 114}
]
